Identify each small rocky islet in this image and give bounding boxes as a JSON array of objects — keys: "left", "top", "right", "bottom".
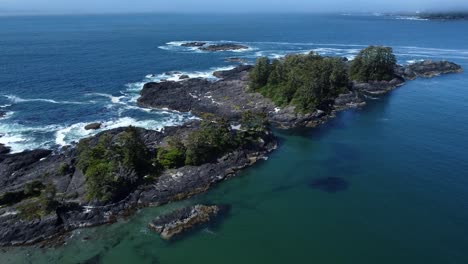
[
  {"left": 0, "top": 46, "right": 463, "bottom": 246},
  {"left": 180, "top": 41, "right": 250, "bottom": 52},
  {"left": 149, "top": 204, "right": 228, "bottom": 240}
]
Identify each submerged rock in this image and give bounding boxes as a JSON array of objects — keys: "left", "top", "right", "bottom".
[
  {"left": 200, "top": 44, "right": 249, "bottom": 52},
  {"left": 84, "top": 123, "right": 101, "bottom": 130},
  {"left": 225, "top": 57, "right": 248, "bottom": 63},
  {"left": 149, "top": 204, "right": 227, "bottom": 240},
  {"left": 308, "top": 177, "right": 349, "bottom": 193}
]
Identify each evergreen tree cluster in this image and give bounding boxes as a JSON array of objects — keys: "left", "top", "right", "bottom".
[
  {"left": 349, "top": 46, "right": 397, "bottom": 82},
  {"left": 249, "top": 52, "right": 350, "bottom": 112},
  {"left": 249, "top": 46, "right": 397, "bottom": 112},
  {"left": 78, "top": 127, "right": 153, "bottom": 202}
]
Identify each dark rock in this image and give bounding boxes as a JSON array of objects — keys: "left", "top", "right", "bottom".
[
  {"left": 225, "top": 57, "right": 248, "bottom": 63},
  {"left": 138, "top": 65, "right": 361, "bottom": 129},
  {"left": 0, "top": 111, "right": 6, "bottom": 118},
  {"left": 308, "top": 177, "right": 349, "bottom": 193},
  {"left": 403, "top": 60, "right": 463, "bottom": 79},
  {"left": 148, "top": 205, "right": 227, "bottom": 240},
  {"left": 0, "top": 214, "right": 64, "bottom": 246},
  {"left": 213, "top": 65, "right": 253, "bottom": 79},
  {"left": 179, "top": 75, "right": 190, "bottom": 80},
  {"left": 352, "top": 77, "right": 405, "bottom": 95},
  {"left": 0, "top": 144, "right": 10, "bottom": 155},
  {"left": 181, "top": 42, "right": 206, "bottom": 47},
  {"left": 199, "top": 44, "right": 249, "bottom": 52},
  {"left": 334, "top": 92, "right": 366, "bottom": 110},
  {"left": 84, "top": 123, "right": 101, "bottom": 130}
]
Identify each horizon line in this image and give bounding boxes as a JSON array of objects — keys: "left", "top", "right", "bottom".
[{"left": 1, "top": 10, "right": 467, "bottom": 17}]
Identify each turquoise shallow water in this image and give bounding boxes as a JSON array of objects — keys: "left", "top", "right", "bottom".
[{"left": 1, "top": 14, "right": 468, "bottom": 263}]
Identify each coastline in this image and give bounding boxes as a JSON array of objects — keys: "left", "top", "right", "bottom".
[{"left": 0, "top": 54, "right": 463, "bottom": 247}]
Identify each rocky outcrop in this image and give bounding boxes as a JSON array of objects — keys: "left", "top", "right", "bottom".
[
  {"left": 225, "top": 57, "right": 248, "bottom": 63},
  {"left": 179, "top": 42, "right": 249, "bottom": 52},
  {"left": 200, "top": 44, "right": 249, "bottom": 52},
  {"left": 0, "top": 144, "right": 10, "bottom": 155},
  {"left": 353, "top": 60, "right": 462, "bottom": 94},
  {"left": 138, "top": 66, "right": 364, "bottom": 128},
  {"left": 181, "top": 42, "right": 206, "bottom": 47},
  {"left": 0, "top": 121, "right": 276, "bottom": 246},
  {"left": 84, "top": 123, "right": 101, "bottom": 130},
  {"left": 179, "top": 74, "right": 190, "bottom": 80},
  {"left": 399, "top": 60, "right": 463, "bottom": 80},
  {"left": 138, "top": 66, "right": 271, "bottom": 123},
  {"left": 0, "top": 111, "right": 6, "bottom": 118},
  {"left": 352, "top": 77, "right": 405, "bottom": 95},
  {"left": 138, "top": 60, "right": 462, "bottom": 129},
  {"left": 149, "top": 204, "right": 227, "bottom": 240}
]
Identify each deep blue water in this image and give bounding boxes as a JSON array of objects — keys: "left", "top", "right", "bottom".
[{"left": 1, "top": 14, "right": 468, "bottom": 264}]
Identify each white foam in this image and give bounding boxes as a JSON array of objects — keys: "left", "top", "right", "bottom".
[
  {"left": 393, "top": 16, "right": 428, "bottom": 21},
  {"left": 0, "top": 111, "right": 14, "bottom": 120},
  {"left": 0, "top": 123, "right": 62, "bottom": 153},
  {"left": 85, "top": 93, "right": 125, "bottom": 104},
  {"left": 55, "top": 114, "right": 196, "bottom": 147},
  {"left": 130, "top": 66, "right": 236, "bottom": 88},
  {"left": 406, "top": 59, "right": 425, "bottom": 64},
  {"left": 3, "top": 95, "right": 88, "bottom": 105}
]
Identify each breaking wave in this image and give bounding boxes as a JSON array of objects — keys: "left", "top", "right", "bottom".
[
  {"left": 160, "top": 40, "right": 468, "bottom": 62},
  {"left": 2, "top": 95, "right": 90, "bottom": 105}
]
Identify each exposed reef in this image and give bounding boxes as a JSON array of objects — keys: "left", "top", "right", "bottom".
[
  {"left": 199, "top": 44, "right": 249, "bottom": 52},
  {"left": 149, "top": 204, "right": 228, "bottom": 240}
]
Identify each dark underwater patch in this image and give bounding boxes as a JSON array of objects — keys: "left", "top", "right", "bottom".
[
  {"left": 308, "top": 177, "right": 349, "bottom": 193},
  {"left": 79, "top": 253, "right": 103, "bottom": 264}
]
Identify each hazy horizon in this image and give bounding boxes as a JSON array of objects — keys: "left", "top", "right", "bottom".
[{"left": 1, "top": 0, "right": 468, "bottom": 16}]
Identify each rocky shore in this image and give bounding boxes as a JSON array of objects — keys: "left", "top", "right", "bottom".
[
  {"left": 0, "top": 121, "right": 276, "bottom": 247},
  {"left": 139, "top": 60, "right": 462, "bottom": 128}
]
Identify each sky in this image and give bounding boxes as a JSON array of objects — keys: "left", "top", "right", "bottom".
[{"left": 1, "top": 0, "right": 468, "bottom": 15}]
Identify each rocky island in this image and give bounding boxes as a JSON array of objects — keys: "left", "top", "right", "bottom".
[
  {"left": 179, "top": 41, "right": 250, "bottom": 52},
  {"left": 139, "top": 46, "right": 462, "bottom": 128},
  {"left": 0, "top": 45, "right": 463, "bottom": 247},
  {"left": 417, "top": 12, "right": 468, "bottom": 20}
]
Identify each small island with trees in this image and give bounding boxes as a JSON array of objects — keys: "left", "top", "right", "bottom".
[{"left": 0, "top": 45, "right": 463, "bottom": 246}]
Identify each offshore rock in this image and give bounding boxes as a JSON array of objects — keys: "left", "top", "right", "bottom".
[{"left": 148, "top": 204, "right": 226, "bottom": 240}]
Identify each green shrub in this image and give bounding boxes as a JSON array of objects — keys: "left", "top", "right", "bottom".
[
  {"left": 157, "top": 137, "right": 186, "bottom": 169},
  {"left": 58, "top": 163, "right": 70, "bottom": 176},
  {"left": 185, "top": 119, "right": 234, "bottom": 166},
  {"left": 0, "top": 181, "right": 44, "bottom": 206},
  {"left": 24, "top": 181, "right": 45, "bottom": 196},
  {"left": 77, "top": 127, "right": 155, "bottom": 202},
  {"left": 18, "top": 183, "right": 58, "bottom": 220}
]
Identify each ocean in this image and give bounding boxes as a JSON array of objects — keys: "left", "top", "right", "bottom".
[{"left": 1, "top": 13, "right": 468, "bottom": 263}]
